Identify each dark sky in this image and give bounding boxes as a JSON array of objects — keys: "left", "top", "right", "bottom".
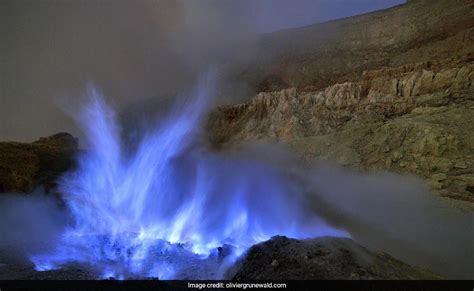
[{"left": 1, "top": 0, "right": 404, "bottom": 142}]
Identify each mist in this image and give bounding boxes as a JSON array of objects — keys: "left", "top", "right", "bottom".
[
  {"left": 1, "top": 0, "right": 404, "bottom": 142},
  {"left": 303, "top": 163, "right": 474, "bottom": 279},
  {"left": 4, "top": 0, "right": 469, "bottom": 281},
  {"left": 0, "top": 190, "right": 69, "bottom": 259},
  {"left": 1, "top": 147, "right": 472, "bottom": 278},
  {"left": 221, "top": 142, "right": 474, "bottom": 279},
  {"left": 0, "top": 85, "right": 472, "bottom": 278}
]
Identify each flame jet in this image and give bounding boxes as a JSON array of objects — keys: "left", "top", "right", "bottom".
[{"left": 31, "top": 73, "right": 346, "bottom": 279}]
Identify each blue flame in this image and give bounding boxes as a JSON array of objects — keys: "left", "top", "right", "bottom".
[{"left": 31, "top": 75, "right": 347, "bottom": 279}]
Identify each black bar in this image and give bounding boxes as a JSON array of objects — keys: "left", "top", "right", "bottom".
[{"left": 0, "top": 280, "right": 472, "bottom": 291}]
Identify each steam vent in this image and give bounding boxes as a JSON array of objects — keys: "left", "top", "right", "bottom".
[{"left": 1, "top": 0, "right": 473, "bottom": 289}]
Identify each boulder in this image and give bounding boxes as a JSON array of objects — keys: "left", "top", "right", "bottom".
[{"left": 229, "top": 236, "right": 440, "bottom": 280}]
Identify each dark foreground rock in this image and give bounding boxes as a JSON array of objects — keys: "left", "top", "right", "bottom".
[
  {"left": 229, "top": 236, "right": 440, "bottom": 280},
  {"left": 0, "top": 236, "right": 440, "bottom": 280},
  {"left": 0, "top": 133, "right": 78, "bottom": 193}
]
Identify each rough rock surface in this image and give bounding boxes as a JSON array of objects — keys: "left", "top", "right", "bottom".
[
  {"left": 0, "top": 236, "right": 439, "bottom": 280},
  {"left": 229, "top": 236, "right": 440, "bottom": 280},
  {"left": 0, "top": 133, "right": 78, "bottom": 193},
  {"left": 242, "top": 0, "right": 474, "bottom": 93},
  {"left": 208, "top": 0, "right": 474, "bottom": 204}
]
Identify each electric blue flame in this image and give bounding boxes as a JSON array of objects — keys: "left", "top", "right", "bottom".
[{"left": 30, "top": 76, "right": 347, "bottom": 279}]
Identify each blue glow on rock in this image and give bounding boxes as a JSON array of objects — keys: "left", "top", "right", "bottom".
[{"left": 30, "top": 75, "right": 347, "bottom": 279}]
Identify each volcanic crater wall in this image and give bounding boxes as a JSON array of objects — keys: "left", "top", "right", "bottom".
[
  {"left": 241, "top": 0, "right": 474, "bottom": 92},
  {"left": 208, "top": 0, "right": 474, "bottom": 205},
  {"left": 0, "top": 133, "right": 78, "bottom": 193}
]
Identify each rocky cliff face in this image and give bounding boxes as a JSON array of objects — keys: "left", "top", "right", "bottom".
[
  {"left": 243, "top": 0, "right": 474, "bottom": 92},
  {"left": 208, "top": 0, "right": 474, "bottom": 204},
  {"left": 0, "top": 133, "right": 78, "bottom": 193}
]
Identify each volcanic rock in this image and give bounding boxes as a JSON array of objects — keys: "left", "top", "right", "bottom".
[
  {"left": 207, "top": 0, "right": 474, "bottom": 205},
  {"left": 0, "top": 236, "right": 440, "bottom": 280},
  {"left": 241, "top": 0, "right": 473, "bottom": 92},
  {"left": 0, "top": 133, "right": 78, "bottom": 193},
  {"left": 229, "top": 236, "right": 440, "bottom": 280},
  {"left": 209, "top": 66, "right": 474, "bottom": 203}
]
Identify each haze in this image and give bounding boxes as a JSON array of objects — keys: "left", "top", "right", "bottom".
[{"left": 1, "top": 0, "right": 404, "bottom": 142}]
